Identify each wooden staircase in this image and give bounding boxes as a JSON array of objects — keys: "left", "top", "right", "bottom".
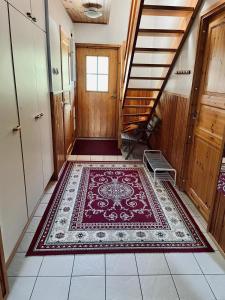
[{"left": 121, "top": 0, "right": 203, "bottom": 131}]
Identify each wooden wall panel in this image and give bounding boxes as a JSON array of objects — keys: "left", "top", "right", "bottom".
[
  {"left": 151, "top": 92, "right": 190, "bottom": 188},
  {"left": 210, "top": 191, "right": 225, "bottom": 252}
]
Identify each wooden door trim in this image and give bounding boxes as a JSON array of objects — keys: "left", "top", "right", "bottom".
[
  {"left": 76, "top": 43, "right": 121, "bottom": 49},
  {"left": 0, "top": 231, "right": 9, "bottom": 300},
  {"left": 75, "top": 44, "right": 121, "bottom": 139},
  {"left": 184, "top": 1, "right": 225, "bottom": 227}
]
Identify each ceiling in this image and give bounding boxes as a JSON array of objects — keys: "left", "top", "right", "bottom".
[{"left": 62, "top": 0, "right": 112, "bottom": 24}]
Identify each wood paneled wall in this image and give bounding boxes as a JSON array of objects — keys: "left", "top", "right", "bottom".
[
  {"left": 210, "top": 191, "right": 225, "bottom": 252},
  {"left": 151, "top": 92, "right": 190, "bottom": 188}
]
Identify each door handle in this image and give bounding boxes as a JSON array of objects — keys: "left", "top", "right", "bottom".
[
  {"left": 12, "top": 125, "right": 21, "bottom": 132},
  {"left": 34, "top": 113, "right": 44, "bottom": 120},
  {"left": 111, "top": 94, "right": 117, "bottom": 99},
  {"left": 34, "top": 114, "right": 41, "bottom": 120}
]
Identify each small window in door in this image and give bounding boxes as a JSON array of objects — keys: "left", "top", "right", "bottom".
[{"left": 86, "top": 56, "right": 109, "bottom": 92}]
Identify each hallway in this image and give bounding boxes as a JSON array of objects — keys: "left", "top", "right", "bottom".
[
  {"left": 1, "top": 0, "right": 225, "bottom": 299},
  {"left": 7, "top": 156, "right": 225, "bottom": 300}
]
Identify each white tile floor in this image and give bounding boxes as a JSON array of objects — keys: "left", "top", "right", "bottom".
[{"left": 7, "top": 155, "right": 225, "bottom": 300}]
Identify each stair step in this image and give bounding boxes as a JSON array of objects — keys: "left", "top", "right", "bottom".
[
  {"left": 123, "top": 113, "right": 150, "bottom": 117},
  {"left": 122, "top": 124, "right": 139, "bottom": 133},
  {"left": 130, "top": 76, "right": 166, "bottom": 80},
  {"left": 128, "top": 88, "right": 161, "bottom": 91},
  {"left": 132, "top": 63, "right": 171, "bottom": 68},
  {"left": 135, "top": 47, "right": 177, "bottom": 53},
  {"left": 125, "top": 96, "right": 156, "bottom": 101},
  {"left": 124, "top": 105, "right": 152, "bottom": 108},
  {"left": 123, "top": 118, "right": 148, "bottom": 126},
  {"left": 142, "top": 5, "right": 194, "bottom": 17},
  {"left": 138, "top": 28, "right": 184, "bottom": 37}
]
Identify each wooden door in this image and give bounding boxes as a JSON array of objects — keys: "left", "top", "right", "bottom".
[
  {"left": 10, "top": 7, "right": 44, "bottom": 217},
  {"left": 0, "top": 0, "right": 27, "bottom": 261},
  {"left": 60, "top": 28, "right": 74, "bottom": 154},
  {"left": 77, "top": 47, "right": 118, "bottom": 138},
  {"left": 187, "top": 12, "right": 225, "bottom": 221}
]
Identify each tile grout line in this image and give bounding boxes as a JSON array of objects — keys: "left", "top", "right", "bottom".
[
  {"left": 193, "top": 253, "right": 218, "bottom": 300},
  {"left": 29, "top": 256, "right": 44, "bottom": 300},
  {"left": 134, "top": 253, "right": 144, "bottom": 300},
  {"left": 104, "top": 254, "right": 107, "bottom": 300},
  {"left": 67, "top": 255, "right": 76, "bottom": 300},
  {"left": 164, "top": 253, "right": 181, "bottom": 300},
  {"left": 9, "top": 272, "right": 225, "bottom": 278}
]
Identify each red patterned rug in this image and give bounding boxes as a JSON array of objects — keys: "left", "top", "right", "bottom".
[{"left": 27, "top": 161, "right": 213, "bottom": 255}]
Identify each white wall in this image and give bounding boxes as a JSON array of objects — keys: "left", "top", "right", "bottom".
[
  {"left": 165, "top": 0, "right": 219, "bottom": 96},
  {"left": 73, "top": 0, "right": 132, "bottom": 45}
]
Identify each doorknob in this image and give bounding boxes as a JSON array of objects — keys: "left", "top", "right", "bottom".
[
  {"left": 39, "top": 113, "right": 44, "bottom": 118},
  {"left": 12, "top": 125, "right": 21, "bottom": 132},
  {"left": 111, "top": 94, "right": 117, "bottom": 99}
]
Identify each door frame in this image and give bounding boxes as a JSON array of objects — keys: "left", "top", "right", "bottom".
[
  {"left": 184, "top": 0, "right": 225, "bottom": 228},
  {"left": 0, "top": 230, "right": 8, "bottom": 300},
  {"left": 75, "top": 43, "right": 121, "bottom": 139}
]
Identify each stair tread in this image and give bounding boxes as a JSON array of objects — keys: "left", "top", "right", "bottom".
[
  {"left": 124, "top": 105, "right": 152, "bottom": 108},
  {"left": 128, "top": 88, "right": 161, "bottom": 91},
  {"left": 122, "top": 124, "right": 139, "bottom": 133},
  {"left": 142, "top": 5, "right": 194, "bottom": 11},
  {"left": 142, "top": 5, "right": 194, "bottom": 17},
  {"left": 132, "top": 63, "right": 171, "bottom": 67},
  {"left": 126, "top": 96, "right": 156, "bottom": 100},
  {"left": 123, "top": 112, "right": 150, "bottom": 116},
  {"left": 130, "top": 76, "right": 166, "bottom": 80},
  {"left": 123, "top": 118, "right": 148, "bottom": 125},
  {"left": 139, "top": 28, "right": 184, "bottom": 33},
  {"left": 138, "top": 28, "right": 184, "bottom": 37},
  {"left": 135, "top": 47, "right": 177, "bottom": 52}
]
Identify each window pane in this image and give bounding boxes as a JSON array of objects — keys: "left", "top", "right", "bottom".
[
  {"left": 98, "top": 74, "right": 108, "bottom": 92},
  {"left": 98, "top": 56, "right": 109, "bottom": 74},
  {"left": 86, "top": 74, "right": 97, "bottom": 91},
  {"left": 86, "top": 56, "right": 97, "bottom": 74}
]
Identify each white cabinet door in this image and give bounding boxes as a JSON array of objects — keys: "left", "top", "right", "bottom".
[
  {"left": 0, "top": 0, "right": 27, "bottom": 261},
  {"left": 8, "top": 0, "right": 31, "bottom": 18},
  {"left": 9, "top": 6, "right": 44, "bottom": 217},
  {"left": 30, "top": 0, "right": 46, "bottom": 31},
  {"left": 33, "top": 26, "right": 54, "bottom": 187}
]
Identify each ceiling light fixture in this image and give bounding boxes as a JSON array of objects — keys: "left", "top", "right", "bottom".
[{"left": 82, "top": 2, "right": 103, "bottom": 19}]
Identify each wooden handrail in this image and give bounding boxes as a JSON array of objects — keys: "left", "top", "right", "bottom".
[{"left": 121, "top": 0, "right": 144, "bottom": 107}]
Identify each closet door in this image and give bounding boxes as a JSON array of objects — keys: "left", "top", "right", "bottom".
[
  {"left": 0, "top": 0, "right": 27, "bottom": 261},
  {"left": 8, "top": 0, "right": 31, "bottom": 17},
  {"left": 9, "top": 6, "right": 44, "bottom": 217},
  {"left": 30, "top": 0, "right": 46, "bottom": 31},
  {"left": 33, "top": 25, "right": 54, "bottom": 187}
]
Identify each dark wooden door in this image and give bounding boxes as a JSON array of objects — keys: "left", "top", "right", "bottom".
[{"left": 187, "top": 12, "right": 225, "bottom": 221}]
